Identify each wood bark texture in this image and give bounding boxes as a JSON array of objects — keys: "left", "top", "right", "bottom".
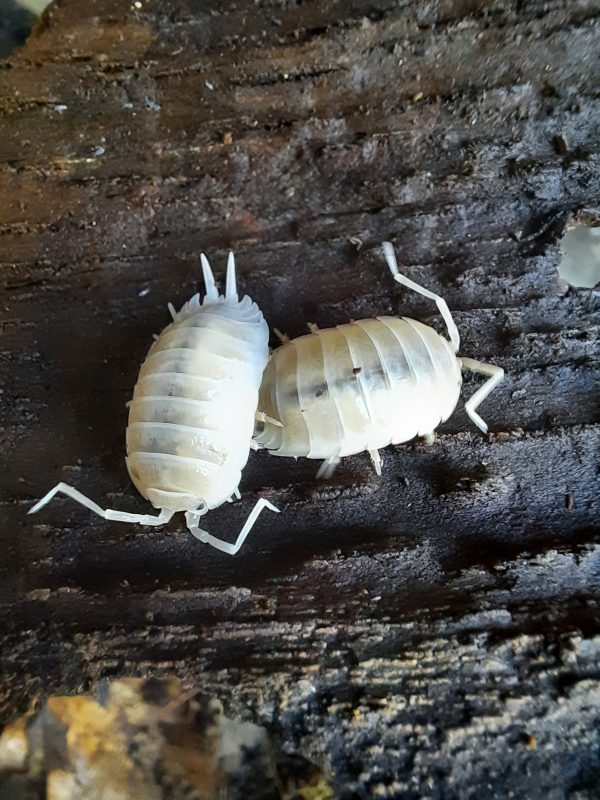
[{"left": 0, "top": 1, "right": 599, "bottom": 798}]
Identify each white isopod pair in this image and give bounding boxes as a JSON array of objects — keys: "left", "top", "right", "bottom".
[{"left": 29, "top": 244, "right": 503, "bottom": 555}]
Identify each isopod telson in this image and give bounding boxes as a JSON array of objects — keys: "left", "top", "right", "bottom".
[
  {"left": 254, "top": 242, "right": 504, "bottom": 477},
  {"left": 29, "top": 253, "right": 279, "bottom": 555}
]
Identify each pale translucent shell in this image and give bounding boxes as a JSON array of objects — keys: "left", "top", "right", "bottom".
[
  {"left": 127, "top": 296, "right": 269, "bottom": 511},
  {"left": 255, "top": 316, "right": 462, "bottom": 459}
]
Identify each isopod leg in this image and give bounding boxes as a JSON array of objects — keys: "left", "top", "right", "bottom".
[
  {"left": 28, "top": 482, "right": 174, "bottom": 526},
  {"left": 273, "top": 328, "right": 290, "bottom": 344},
  {"left": 225, "top": 488, "right": 242, "bottom": 502},
  {"left": 185, "top": 498, "right": 279, "bottom": 556},
  {"left": 316, "top": 457, "right": 340, "bottom": 479},
  {"left": 382, "top": 241, "right": 460, "bottom": 353},
  {"left": 422, "top": 433, "right": 436, "bottom": 446},
  {"left": 460, "top": 357, "right": 504, "bottom": 433},
  {"left": 369, "top": 449, "right": 382, "bottom": 476},
  {"left": 256, "top": 410, "right": 283, "bottom": 428}
]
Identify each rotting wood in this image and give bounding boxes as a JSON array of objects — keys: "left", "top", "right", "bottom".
[{"left": 0, "top": 1, "right": 599, "bottom": 797}]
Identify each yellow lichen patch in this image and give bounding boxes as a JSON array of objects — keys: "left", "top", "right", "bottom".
[
  {"left": 0, "top": 716, "right": 30, "bottom": 772},
  {"left": 47, "top": 769, "right": 78, "bottom": 800},
  {"left": 47, "top": 695, "right": 152, "bottom": 798},
  {"left": 0, "top": 678, "right": 331, "bottom": 799},
  {"left": 297, "top": 775, "right": 336, "bottom": 800},
  {"left": 45, "top": 680, "right": 226, "bottom": 798}
]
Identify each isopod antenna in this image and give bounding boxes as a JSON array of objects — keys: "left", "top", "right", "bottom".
[
  {"left": 382, "top": 241, "right": 461, "bottom": 353},
  {"left": 382, "top": 241, "right": 503, "bottom": 433}
]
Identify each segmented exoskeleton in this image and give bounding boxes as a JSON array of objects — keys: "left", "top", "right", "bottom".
[
  {"left": 29, "top": 253, "right": 278, "bottom": 555},
  {"left": 254, "top": 242, "right": 504, "bottom": 477}
]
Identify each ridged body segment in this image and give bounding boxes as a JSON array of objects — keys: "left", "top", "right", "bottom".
[
  {"left": 127, "top": 296, "right": 269, "bottom": 511},
  {"left": 255, "top": 316, "right": 461, "bottom": 459}
]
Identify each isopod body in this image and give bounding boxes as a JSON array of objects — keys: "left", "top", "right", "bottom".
[
  {"left": 29, "top": 253, "right": 278, "bottom": 555},
  {"left": 254, "top": 242, "right": 504, "bottom": 477}
]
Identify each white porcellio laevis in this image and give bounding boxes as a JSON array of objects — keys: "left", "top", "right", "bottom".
[
  {"left": 29, "top": 253, "right": 278, "bottom": 555},
  {"left": 254, "top": 242, "right": 504, "bottom": 477}
]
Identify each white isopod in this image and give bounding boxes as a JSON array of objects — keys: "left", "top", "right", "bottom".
[
  {"left": 254, "top": 242, "right": 504, "bottom": 477},
  {"left": 29, "top": 252, "right": 279, "bottom": 555}
]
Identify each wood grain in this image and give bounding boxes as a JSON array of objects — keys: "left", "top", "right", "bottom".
[{"left": 1, "top": 1, "right": 599, "bottom": 797}]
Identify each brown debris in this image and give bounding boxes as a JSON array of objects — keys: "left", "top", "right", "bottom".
[{"left": 0, "top": 678, "right": 332, "bottom": 800}]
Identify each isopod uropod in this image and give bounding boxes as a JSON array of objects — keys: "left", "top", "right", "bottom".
[
  {"left": 29, "top": 252, "right": 279, "bottom": 555},
  {"left": 254, "top": 242, "right": 504, "bottom": 477}
]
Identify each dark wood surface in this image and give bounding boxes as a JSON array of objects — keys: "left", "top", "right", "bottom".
[
  {"left": 0, "top": 1, "right": 35, "bottom": 59},
  {"left": 1, "top": 1, "right": 599, "bottom": 797}
]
